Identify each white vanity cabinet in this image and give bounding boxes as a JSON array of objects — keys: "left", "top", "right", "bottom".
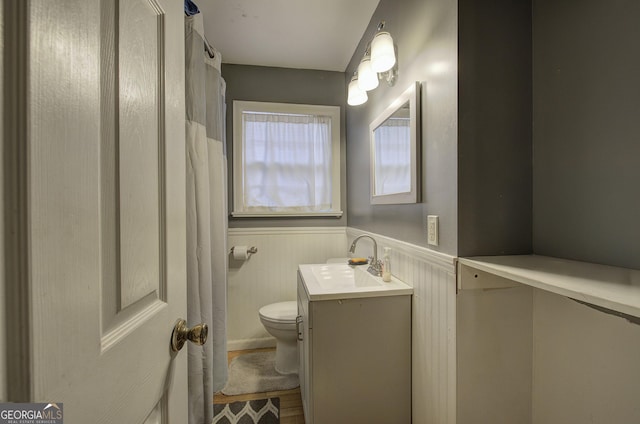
[{"left": 297, "top": 266, "right": 412, "bottom": 424}]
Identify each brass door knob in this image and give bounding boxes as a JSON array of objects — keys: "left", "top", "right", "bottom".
[{"left": 171, "top": 319, "right": 208, "bottom": 352}]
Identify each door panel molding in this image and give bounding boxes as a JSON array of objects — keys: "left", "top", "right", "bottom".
[
  {"left": 3, "top": 0, "right": 31, "bottom": 401},
  {"left": 117, "top": 0, "right": 166, "bottom": 311},
  {"left": 100, "top": 296, "right": 165, "bottom": 353},
  {"left": 100, "top": 0, "right": 168, "bottom": 338},
  {"left": 143, "top": 393, "right": 168, "bottom": 424}
]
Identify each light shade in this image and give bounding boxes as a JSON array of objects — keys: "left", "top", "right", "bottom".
[
  {"left": 347, "top": 76, "right": 368, "bottom": 106},
  {"left": 371, "top": 31, "right": 396, "bottom": 73},
  {"left": 357, "top": 57, "right": 379, "bottom": 91}
]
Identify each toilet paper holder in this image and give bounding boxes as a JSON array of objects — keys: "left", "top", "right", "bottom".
[{"left": 230, "top": 246, "right": 258, "bottom": 256}]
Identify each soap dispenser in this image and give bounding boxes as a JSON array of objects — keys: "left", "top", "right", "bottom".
[{"left": 382, "top": 247, "right": 392, "bottom": 282}]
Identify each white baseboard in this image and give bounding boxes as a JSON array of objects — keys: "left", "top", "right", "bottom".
[{"left": 227, "top": 337, "right": 276, "bottom": 352}]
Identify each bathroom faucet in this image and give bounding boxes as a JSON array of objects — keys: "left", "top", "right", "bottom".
[{"left": 349, "top": 234, "right": 383, "bottom": 276}]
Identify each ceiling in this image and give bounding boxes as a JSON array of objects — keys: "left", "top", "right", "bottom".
[{"left": 198, "top": 0, "right": 381, "bottom": 72}]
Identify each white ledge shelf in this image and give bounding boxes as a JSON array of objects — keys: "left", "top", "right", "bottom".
[{"left": 458, "top": 255, "right": 640, "bottom": 319}]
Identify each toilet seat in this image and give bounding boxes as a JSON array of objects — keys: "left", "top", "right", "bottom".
[{"left": 259, "top": 301, "right": 297, "bottom": 324}]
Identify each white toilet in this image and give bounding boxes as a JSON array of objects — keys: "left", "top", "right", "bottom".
[{"left": 258, "top": 301, "right": 299, "bottom": 375}]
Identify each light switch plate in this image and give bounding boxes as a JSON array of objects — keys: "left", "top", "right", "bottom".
[{"left": 427, "top": 215, "right": 439, "bottom": 246}]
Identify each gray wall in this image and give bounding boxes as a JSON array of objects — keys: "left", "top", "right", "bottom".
[
  {"left": 345, "top": 0, "right": 532, "bottom": 257},
  {"left": 533, "top": 0, "right": 640, "bottom": 269},
  {"left": 458, "top": 0, "right": 533, "bottom": 257},
  {"left": 222, "top": 64, "right": 347, "bottom": 228},
  {"left": 345, "top": 0, "right": 459, "bottom": 254}
]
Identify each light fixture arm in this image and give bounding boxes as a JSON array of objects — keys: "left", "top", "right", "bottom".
[{"left": 363, "top": 41, "right": 372, "bottom": 57}]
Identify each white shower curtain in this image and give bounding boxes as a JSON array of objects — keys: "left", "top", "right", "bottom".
[{"left": 185, "top": 13, "right": 228, "bottom": 424}]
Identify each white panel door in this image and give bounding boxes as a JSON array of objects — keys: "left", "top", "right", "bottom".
[{"left": 3, "top": 0, "right": 189, "bottom": 422}]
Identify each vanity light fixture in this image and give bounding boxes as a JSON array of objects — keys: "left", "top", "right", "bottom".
[{"left": 347, "top": 21, "right": 398, "bottom": 106}]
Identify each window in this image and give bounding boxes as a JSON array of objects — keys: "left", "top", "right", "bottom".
[{"left": 232, "top": 101, "right": 342, "bottom": 217}]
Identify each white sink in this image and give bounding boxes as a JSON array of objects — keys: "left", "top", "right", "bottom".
[
  {"left": 299, "top": 263, "right": 413, "bottom": 301},
  {"left": 311, "top": 264, "right": 384, "bottom": 289}
]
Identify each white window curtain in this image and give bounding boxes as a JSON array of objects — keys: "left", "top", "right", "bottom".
[
  {"left": 241, "top": 112, "right": 333, "bottom": 212},
  {"left": 373, "top": 117, "right": 411, "bottom": 195}
]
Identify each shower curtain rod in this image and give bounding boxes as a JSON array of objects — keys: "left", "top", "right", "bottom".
[{"left": 184, "top": 0, "right": 215, "bottom": 58}]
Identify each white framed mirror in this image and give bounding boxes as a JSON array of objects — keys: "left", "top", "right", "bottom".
[{"left": 370, "top": 81, "right": 421, "bottom": 204}]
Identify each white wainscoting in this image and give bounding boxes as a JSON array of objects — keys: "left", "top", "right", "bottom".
[
  {"left": 346, "top": 228, "right": 458, "bottom": 424},
  {"left": 227, "top": 227, "right": 347, "bottom": 350}
]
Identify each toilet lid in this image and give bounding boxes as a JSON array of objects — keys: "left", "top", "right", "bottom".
[{"left": 259, "top": 301, "right": 297, "bottom": 323}]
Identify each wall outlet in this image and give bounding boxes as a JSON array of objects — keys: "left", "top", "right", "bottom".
[{"left": 427, "top": 215, "right": 439, "bottom": 246}]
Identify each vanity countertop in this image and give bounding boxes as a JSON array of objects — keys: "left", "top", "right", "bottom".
[{"left": 298, "top": 263, "right": 413, "bottom": 301}]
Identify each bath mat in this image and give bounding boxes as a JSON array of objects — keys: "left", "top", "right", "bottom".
[
  {"left": 221, "top": 351, "right": 299, "bottom": 396},
  {"left": 213, "top": 397, "right": 279, "bottom": 424}
]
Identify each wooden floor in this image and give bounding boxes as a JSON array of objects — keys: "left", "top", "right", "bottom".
[{"left": 213, "top": 348, "right": 305, "bottom": 424}]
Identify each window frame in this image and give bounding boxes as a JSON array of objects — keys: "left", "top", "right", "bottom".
[{"left": 232, "top": 100, "right": 342, "bottom": 218}]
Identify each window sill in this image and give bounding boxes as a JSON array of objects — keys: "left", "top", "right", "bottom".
[{"left": 231, "top": 211, "right": 343, "bottom": 218}]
